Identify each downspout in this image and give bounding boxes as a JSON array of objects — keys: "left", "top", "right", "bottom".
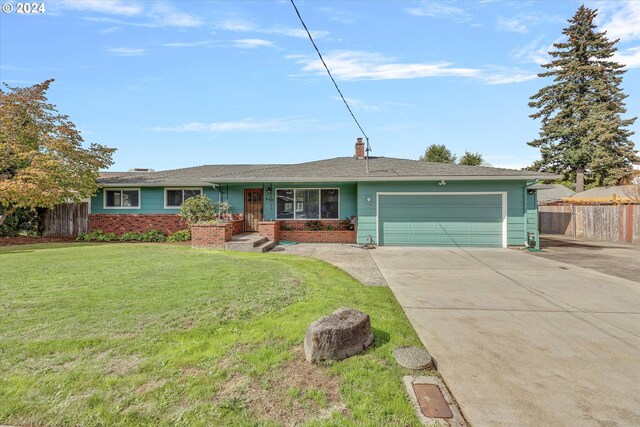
[{"left": 523, "top": 184, "right": 529, "bottom": 247}]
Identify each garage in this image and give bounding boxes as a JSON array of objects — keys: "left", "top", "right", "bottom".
[{"left": 377, "top": 192, "right": 506, "bottom": 247}]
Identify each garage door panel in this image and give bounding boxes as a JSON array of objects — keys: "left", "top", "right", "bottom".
[{"left": 378, "top": 194, "right": 503, "bottom": 247}]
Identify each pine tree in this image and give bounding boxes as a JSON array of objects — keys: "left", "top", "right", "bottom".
[
  {"left": 528, "top": 5, "right": 638, "bottom": 190},
  {"left": 459, "top": 151, "right": 483, "bottom": 166}
]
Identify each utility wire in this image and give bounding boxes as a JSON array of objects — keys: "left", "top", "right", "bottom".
[{"left": 289, "top": 0, "right": 371, "bottom": 154}]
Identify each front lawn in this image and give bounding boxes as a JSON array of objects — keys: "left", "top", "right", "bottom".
[{"left": 0, "top": 243, "right": 426, "bottom": 426}]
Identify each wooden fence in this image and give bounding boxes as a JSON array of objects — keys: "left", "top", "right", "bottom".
[
  {"left": 539, "top": 204, "right": 640, "bottom": 244},
  {"left": 43, "top": 203, "right": 88, "bottom": 236}
]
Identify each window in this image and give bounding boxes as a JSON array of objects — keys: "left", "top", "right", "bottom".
[
  {"left": 104, "top": 189, "right": 140, "bottom": 209},
  {"left": 276, "top": 188, "right": 339, "bottom": 219},
  {"left": 165, "top": 188, "right": 202, "bottom": 208}
]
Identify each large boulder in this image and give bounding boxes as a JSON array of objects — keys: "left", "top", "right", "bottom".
[{"left": 304, "top": 308, "right": 374, "bottom": 362}]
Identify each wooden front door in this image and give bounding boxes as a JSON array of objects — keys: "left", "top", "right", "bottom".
[{"left": 244, "top": 189, "right": 264, "bottom": 232}]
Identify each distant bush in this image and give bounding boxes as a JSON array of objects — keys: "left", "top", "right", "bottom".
[
  {"left": 141, "top": 230, "right": 166, "bottom": 242},
  {"left": 167, "top": 229, "right": 191, "bottom": 242},
  {"left": 180, "top": 195, "right": 216, "bottom": 224},
  {"left": 305, "top": 220, "right": 323, "bottom": 231}
]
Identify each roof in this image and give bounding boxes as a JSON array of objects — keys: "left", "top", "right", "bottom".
[
  {"left": 529, "top": 184, "right": 575, "bottom": 202},
  {"left": 98, "top": 157, "right": 559, "bottom": 186},
  {"left": 566, "top": 185, "right": 636, "bottom": 204}
]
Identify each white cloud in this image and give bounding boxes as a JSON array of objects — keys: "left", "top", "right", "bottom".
[
  {"left": 215, "top": 19, "right": 329, "bottom": 39},
  {"left": 316, "top": 7, "right": 358, "bottom": 24},
  {"left": 496, "top": 13, "right": 563, "bottom": 34},
  {"left": 151, "top": 117, "right": 316, "bottom": 132},
  {"left": 597, "top": 0, "right": 640, "bottom": 41},
  {"left": 289, "top": 50, "right": 534, "bottom": 84},
  {"left": 162, "top": 41, "right": 212, "bottom": 48},
  {"left": 231, "top": 39, "right": 275, "bottom": 49},
  {"left": 64, "top": 0, "right": 201, "bottom": 28},
  {"left": 288, "top": 50, "right": 480, "bottom": 81},
  {"left": 107, "top": 47, "right": 145, "bottom": 56},
  {"left": 496, "top": 16, "right": 529, "bottom": 33},
  {"left": 511, "top": 37, "right": 555, "bottom": 66},
  {"left": 59, "top": 0, "right": 142, "bottom": 16},
  {"left": 406, "top": 1, "right": 470, "bottom": 21},
  {"left": 614, "top": 46, "right": 640, "bottom": 69}
]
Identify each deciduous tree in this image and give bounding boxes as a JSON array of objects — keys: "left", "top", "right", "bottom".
[{"left": 0, "top": 80, "right": 115, "bottom": 225}]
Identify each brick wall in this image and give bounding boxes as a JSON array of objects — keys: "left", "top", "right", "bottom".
[
  {"left": 258, "top": 221, "right": 280, "bottom": 242},
  {"left": 279, "top": 219, "right": 349, "bottom": 231},
  {"left": 220, "top": 214, "right": 245, "bottom": 234},
  {"left": 279, "top": 229, "right": 356, "bottom": 243},
  {"left": 89, "top": 214, "right": 187, "bottom": 235},
  {"left": 191, "top": 223, "right": 233, "bottom": 248}
]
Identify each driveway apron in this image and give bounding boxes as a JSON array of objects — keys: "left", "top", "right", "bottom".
[{"left": 370, "top": 247, "right": 640, "bottom": 426}]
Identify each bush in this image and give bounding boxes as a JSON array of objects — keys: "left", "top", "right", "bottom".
[
  {"left": 167, "top": 229, "right": 191, "bottom": 242},
  {"left": 305, "top": 220, "right": 324, "bottom": 231},
  {"left": 0, "top": 208, "right": 41, "bottom": 237},
  {"left": 119, "top": 232, "right": 144, "bottom": 241},
  {"left": 180, "top": 195, "right": 216, "bottom": 224},
  {"left": 76, "top": 230, "right": 117, "bottom": 242},
  {"left": 141, "top": 230, "right": 166, "bottom": 242}
]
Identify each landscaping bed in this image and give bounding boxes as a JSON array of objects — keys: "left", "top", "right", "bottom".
[{"left": 0, "top": 243, "right": 427, "bottom": 426}]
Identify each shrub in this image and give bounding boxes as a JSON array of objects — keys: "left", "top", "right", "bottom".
[
  {"left": 0, "top": 208, "right": 41, "bottom": 237},
  {"left": 180, "top": 195, "right": 216, "bottom": 224},
  {"left": 77, "top": 229, "right": 117, "bottom": 242},
  {"left": 119, "top": 232, "right": 144, "bottom": 241},
  {"left": 141, "top": 229, "right": 166, "bottom": 242},
  {"left": 280, "top": 223, "right": 294, "bottom": 231},
  {"left": 305, "top": 220, "right": 324, "bottom": 231},
  {"left": 212, "top": 201, "right": 232, "bottom": 220},
  {"left": 339, "top": 217, "right": 355, "bottom": 231},
  {"left": 167, "top": 229, "right": 191, "bottom": 242}
]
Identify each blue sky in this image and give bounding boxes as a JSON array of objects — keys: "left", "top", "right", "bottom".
[{"left": 1, "top": 0, "right": 639, "bottom": 171}]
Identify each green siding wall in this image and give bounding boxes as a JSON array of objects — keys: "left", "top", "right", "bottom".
[
  {"left": 526, "top": 190, "right": 540, "bottom": 248},
  {"left": 357, "top": 180, "right": 533, "bottom": 246},
  {"left": 91, "top": 187, "right": 220, "bottom": 214}
]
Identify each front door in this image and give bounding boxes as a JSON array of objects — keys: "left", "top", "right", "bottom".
[{"left": 244, "top": 189, "right": 264, "bottom": 232}]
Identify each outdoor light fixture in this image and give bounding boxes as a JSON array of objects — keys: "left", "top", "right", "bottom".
[
  {"left": 438, "top": 180, "right": 447, "bottom": 186},
  {"left": 267, "top": 186, "right": 272, "bottom": 194}
]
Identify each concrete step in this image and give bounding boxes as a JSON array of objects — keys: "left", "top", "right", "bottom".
[{"left": 224, "top": 237, "right": 275, "bottom": 253}]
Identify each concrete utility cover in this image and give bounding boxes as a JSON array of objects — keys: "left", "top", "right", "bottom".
[
  {"left": 413, "top": 383, "right": 453, "bottom": 418},
  {"left": 393, "top": 346, "right": 433, "bottom": 370},
  {"left": 403, "top": 376, "right": 466, "bottom": 426}
]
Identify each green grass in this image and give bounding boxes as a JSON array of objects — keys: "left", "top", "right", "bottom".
[{"left": 0, "top": 243, "right": 428, "bottom": 426}]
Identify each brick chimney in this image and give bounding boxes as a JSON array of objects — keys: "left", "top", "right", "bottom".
[{"left": 355, "top": 137, "right": 365, "bottom": 159}]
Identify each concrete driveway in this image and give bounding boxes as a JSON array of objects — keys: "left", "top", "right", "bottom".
[{"left": 370, "top": 247, "right": 640, "bottom": 426}]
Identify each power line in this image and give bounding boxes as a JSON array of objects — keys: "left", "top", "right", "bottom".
[{"left": 289, "top": 0, "right": 371, "bottom": 155}]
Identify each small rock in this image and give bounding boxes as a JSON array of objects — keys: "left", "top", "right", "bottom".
[
  {"left": 393, "top": 346, "right": 433, "bottom": 370},
  {"left": 304, "top": 308, "right": 374, "bottom": 362}
]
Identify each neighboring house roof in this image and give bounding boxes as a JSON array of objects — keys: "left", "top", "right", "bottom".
[
  {"left": 566, "top": 185, "right": 636, "bottom": 204},
  {"left": 529, "top": 183, "right": 575, "bottom": 203}
]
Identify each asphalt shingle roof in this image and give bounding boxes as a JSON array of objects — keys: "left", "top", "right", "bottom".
[{"left": 98, "top": 157, "right": 558, "bottom": 186}]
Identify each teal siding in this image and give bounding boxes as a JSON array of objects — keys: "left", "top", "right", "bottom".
[
  {"left": 378, "top": 194, "right": 503, "bottom": 246},
  {"left": 91, "top": 183, "right": 357, "bottom": 219},
  {"left": 357, "top": 180, "right": 533, "bottom": 246},
  {"left": 91, "top": 187, "right": 220, "bottom": 214}
]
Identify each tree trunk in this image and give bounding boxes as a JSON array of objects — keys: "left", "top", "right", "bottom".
[{"left": 576, "top": 167, "right": 585, "bottom": 193}]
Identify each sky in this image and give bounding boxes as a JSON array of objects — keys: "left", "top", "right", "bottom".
[{"left": 1, "top": 0, "right": 639, "bottom": 172}]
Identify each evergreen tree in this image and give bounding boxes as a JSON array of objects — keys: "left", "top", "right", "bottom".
[
  {"left": 420, "top": 144, "right": 456, "bottom": 163},
  {"left": 459, "top": 151, "right": 483, "bottom": 166},
  {"left": 528, "top": 5, "right": 638, "bottom": 190}
]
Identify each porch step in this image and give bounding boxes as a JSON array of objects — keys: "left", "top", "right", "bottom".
[{"left": 224, "top": 233, "right": 276, "bottom": 253}]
